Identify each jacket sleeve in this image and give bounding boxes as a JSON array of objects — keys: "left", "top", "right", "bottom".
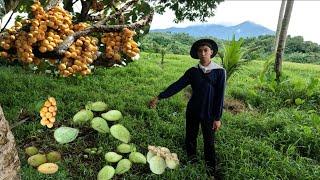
[
  {"left": 212, "top": 69, "right": 226, "bottom": 121},
  {"left": 158, "top": 69, "right": 191, "bottom": 99}
]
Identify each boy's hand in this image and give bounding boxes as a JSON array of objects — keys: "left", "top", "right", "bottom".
[
  {"left": 213, "top": 120, "right": 221, "bottom": 131},
  {"left": 149, "top": 97, "right": 159, "bottom": 109}
]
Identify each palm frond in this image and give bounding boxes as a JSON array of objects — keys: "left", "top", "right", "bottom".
[{"left": 221, "top": 34, "right": 244, "bottom": 80}]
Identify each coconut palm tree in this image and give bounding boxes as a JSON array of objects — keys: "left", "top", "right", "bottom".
[{"left": 274, "top": 0, "right": 294, "bottom": 82}]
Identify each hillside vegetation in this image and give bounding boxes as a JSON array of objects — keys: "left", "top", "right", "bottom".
[
  {"left": 0, "top": 53, "right": 320, "bottom": 179},
  {"left": 141, "top": 32, "right": 320, "bottom": 64}
]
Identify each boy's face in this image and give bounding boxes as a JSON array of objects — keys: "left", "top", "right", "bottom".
[{"left": 197, "top": 45, "right": 213, "bottom": 63}]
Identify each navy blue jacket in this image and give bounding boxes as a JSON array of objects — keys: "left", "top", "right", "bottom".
[{"left": 158, "top": 66, "right": 226, "bottom": 122}]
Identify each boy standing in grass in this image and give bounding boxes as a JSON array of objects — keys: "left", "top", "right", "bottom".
[{"left": 149, "top": 39, "right": 226, "bottom": 176}]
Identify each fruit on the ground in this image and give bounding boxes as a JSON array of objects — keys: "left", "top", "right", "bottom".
[
  {"left": 110, "top": 124, "right": 130, "bottom": 143},
  {"left": 129, "top": 152, "right": 146, "bottom": 164},
  {"left": 149, "top": 155, "right": 166, "bottom": 175},
  {"left": 40, "top": 97, "right": 57, "bottom": 128},
  {"left": 46, "top": 151, "right": 61, "bottom": 163},
  {"left": 27, "top": 154, "right": 47, "bottom": 167},
  {"left": 37, "top": 163, "right": 59, "bottom": 174},
  {"left": 115, "top": 159, "right": 132, "bottom": 175},
  {"left": 73, "top": 109, "right": 93, "bottom": 124},
  {"left": 25, "top": 146, "right": 39, "bottom": 156},
  {"left": 97, "top": 165, "right": 115, "bottom": 180},
  {"left": 105, "top": 152, "right": 123, "bottom": 163},
  {"left": 91, "top": 117, "right": 109, "bottom": 133},
  {"left": 54, "top": 126, "right": 79, "bottom": 144},
  {"left": 86, "top": 101, "right": 108, "bottom": 112},
  {"left": 101, "top": 110, "right": 122, "bottom": 121}
]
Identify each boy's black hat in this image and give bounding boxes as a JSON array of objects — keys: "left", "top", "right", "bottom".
[{"left": 190, "top": 39, "right": 218, "bottom": 59}]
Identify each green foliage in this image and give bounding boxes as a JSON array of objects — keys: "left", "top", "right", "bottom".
[
  {"left": 1, "top": 53, "right": 320, "bottom": 179},
  {"left": 152, "top": 0, "right": 224, "bottom": 22},
  {"left": 219, "top": 34, "right": 245, "bottom": 81},
  {"left": 0, "top": 0, "right": 6, "bottom": 18}
]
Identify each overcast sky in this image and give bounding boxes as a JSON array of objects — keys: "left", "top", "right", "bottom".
[{"left": 151, "top": 1, "right": 320, "bottom": 44}]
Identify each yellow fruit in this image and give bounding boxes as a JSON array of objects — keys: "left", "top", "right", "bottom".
[
  {"left": 47, "top": 123, "right": 54, "bottom": 128},
  {"left": 45, "top": 112, "right": 53, "bottom": 118},
  {"left": 41, "top": 107, "right": 48, "bottom": 113},
  {"left": 49, "top": 117, "right": 56, "bottom": 123},
  {"left": 48, "top": 97, "right": 56, "bottom": 106},
  {"left": 44, "top": 101, "right": 51, "bottom": 107},
  {"left": 37, "top": 163, "right": 58, "bottom": 174},
  {"left": 40, "top": 118, "right": 47, "bottom": 126},
  {"left": 48, "top": 106, "right": 55, "bottom": 112}
]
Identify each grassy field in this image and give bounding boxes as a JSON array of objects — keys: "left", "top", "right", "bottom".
[{"left": 0, "top": 52, "right": 320, "bottom": 179}]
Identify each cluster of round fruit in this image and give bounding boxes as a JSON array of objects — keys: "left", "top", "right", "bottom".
[
  {"left": 58, "top": 36, "right": 98, "bottom": 77},
  {"left": 101, "top": 28, "right": 140, "bottom": 62},
  {"left": 147, "top": 145, "right": 179, "bottom": 174},
  {"left": 40, "top": 97, "right": 57, "bottom": 128},
  {"left": 83, "top": 146, "right": 104, "bottom": 158},
  {"left": 25, "top": 146, "right": 61, "bottom": 174}
]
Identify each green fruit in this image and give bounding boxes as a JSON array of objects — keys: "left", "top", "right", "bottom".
[
  {"left": 149, "top": 155, "right": 166, "bottom": 175},
  {"left": 105, "top": 152, "right": 122, "bottom": 163},
  {"left": 54, "top": 126, "right": 79, "bottom": 144},
  {"left": 27, "top": 154, "right": 47, "bottom": 167},
  {"left": 115, "top": 159, "right": 131, "bottom": 174},
  {"left": 101, "top": 110, "right": 122, "bottom": 121},
  {"left": 25, "top": 146, "right": 38, "bottom": 156},
  {"left": 117, "top": 143, "right": 131, "bottom": 153},
  {"left": 91, "top": 117, "right": 109, "bottom": 133},
  {"left": 73, "top": 110, "right": 94, "bottom": 124},
  {"left": 129, "top": 152, "right": 146, "bottom": 164},
  {"left": 110, "top": 124, "right": 131, "bottom": 143},
  {"left": 46, "top": 151, "right": 61, "bottom": 163},
  {"left": 87, "top": 101, "right": 108, "bottom": 112},
  {"left": 97, "top": 165, "right": 115, "bottom": 180},
  {"left": 84, "top": 148, "right": 91, "bottom": 153}
]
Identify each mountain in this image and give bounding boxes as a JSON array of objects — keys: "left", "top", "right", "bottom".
[{"left": 151, "top": 21, "right": 275, "bottom": 40}]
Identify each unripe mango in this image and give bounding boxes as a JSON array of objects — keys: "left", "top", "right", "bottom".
[
  {"left": 25, "top": 146, "right": 38, "bottom": 156},
  {"left": 28, "top": 154, "right": 47, "bottom": 167},
  {"left": 46, "top": 151, "right": 61, "bottom": 163}
]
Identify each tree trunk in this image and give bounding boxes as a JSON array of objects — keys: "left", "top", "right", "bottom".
[
  {"left": 274, "top": 0, "right": 286, "bottom": 53},
  {"left": 0, "top": 105, "right": 21, "bottom": 180},
  {"left": 274, "top": 0, "right": 294, "bottom": 82}
]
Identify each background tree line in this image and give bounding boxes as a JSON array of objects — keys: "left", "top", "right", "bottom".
[{"left": 140, "top": 32, "right": 320, "bottom": 64}]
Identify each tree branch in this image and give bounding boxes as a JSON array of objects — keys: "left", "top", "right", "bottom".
[
  {"left": 44, "top": 0, "right": 63, "bottom": 11},
  {"left": 0, "top": 10, "right": 14, "bottom": 32},
  {"left": 78, "top": 0, "right": 92, "bottom": 22},
  {"left": 96, "top": 0, "right": 138, "bottom": 26},
  {"left": 56, "top": 9, "right": 154, "bottom": 55}
]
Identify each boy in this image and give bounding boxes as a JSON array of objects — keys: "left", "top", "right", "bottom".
[{"left": 149, "top": 39, "right": 226, "bottom": 175}]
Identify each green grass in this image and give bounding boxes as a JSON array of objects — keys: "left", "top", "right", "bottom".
[{"left": 0, "top": 52, "right": 320, "bottom": 179}]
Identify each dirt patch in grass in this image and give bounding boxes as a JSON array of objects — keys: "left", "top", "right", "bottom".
[{"left": 224, "top": 98, "right": 246, "bottom": 114}]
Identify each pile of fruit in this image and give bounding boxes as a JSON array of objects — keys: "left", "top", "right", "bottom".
[
  {"left": 35, "top": 98, "right": 179, "bottom": 178},
  {"left": 25, "top": 146, "right": 61, "bottom": 174},
  {"left": 39, "top": 97, "right": 57, "bottom": 128}
]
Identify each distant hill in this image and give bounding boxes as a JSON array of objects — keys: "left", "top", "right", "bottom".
[{"left": 151, "top": 21, "right": 275, "bottom": 40}]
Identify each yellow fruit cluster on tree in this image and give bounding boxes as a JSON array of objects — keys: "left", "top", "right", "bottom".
[
  {"left": 40, "top": 97, "right": 57, "bottom": 128},
  {"left": 0, "top": 1, "right": 142, "bottom": 77},
  {"left": 101, "top": 28, "right": 140, "bottom": 62},
  {"left": 59, "top": 36, "right": 98, "bottom": 77}
]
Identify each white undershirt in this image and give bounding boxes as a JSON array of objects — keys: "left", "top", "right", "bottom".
[{"left": 198, "top": 61, "right": 223, "bottom": 73}]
